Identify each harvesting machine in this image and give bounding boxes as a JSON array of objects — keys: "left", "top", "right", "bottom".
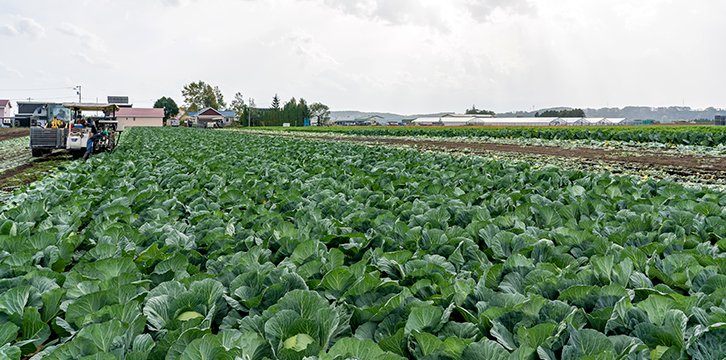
[{"left": 29, "top": 103, "right": 120, "bottom": 157}]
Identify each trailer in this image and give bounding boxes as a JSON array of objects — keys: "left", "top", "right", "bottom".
[{"left": 29, "top": 103, "right": 120, "bottom": 157}]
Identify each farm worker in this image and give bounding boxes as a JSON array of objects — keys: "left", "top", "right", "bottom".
[
  {"left": 50, "top": 117, "right": 63, "bottom": 129},
  {"left": 83, "top": 119, "right": 100, "bottom": 160}
]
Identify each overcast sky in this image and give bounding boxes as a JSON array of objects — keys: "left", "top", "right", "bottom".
[{"left": 0, "top": 0, "right": 723, "bottom": 114}]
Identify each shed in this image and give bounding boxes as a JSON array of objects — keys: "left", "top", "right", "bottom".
[{"left": 0, "top": 100, "right": 12, "bottom": 127}]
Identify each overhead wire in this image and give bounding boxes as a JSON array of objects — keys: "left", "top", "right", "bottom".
[{"left": 0, "top": 86, "right": 76, "bottom": 91}]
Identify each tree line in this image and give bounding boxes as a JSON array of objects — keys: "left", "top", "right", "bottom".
[
  {"left": 535, "top": 108, "right": 586, "bottom": 118},
  {"left": 153, "top": 80, "right": 330, "bottom": 126}
]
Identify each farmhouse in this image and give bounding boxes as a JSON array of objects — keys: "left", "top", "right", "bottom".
[
  {"left": 188, "top": 108, "right": 237, "bottom": 127},
  {"left": 116, "top": 108, "right": 164, "bottom": 130},
  {"left": 0, "top": 100, "right": 12, "bottom": 127}
]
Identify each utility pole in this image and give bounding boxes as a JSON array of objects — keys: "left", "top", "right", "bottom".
[
  {"left": 248, "top": 108, "right": 251, "bottom": 127},
  {"left": 74, "top": 85, "right": 82, "bottom": 103}
]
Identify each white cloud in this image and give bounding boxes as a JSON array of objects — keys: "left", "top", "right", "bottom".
[
  {"left": 0, "top": 24, "right": 18, "bottom": 36},
  {"left": 0, "top": 62, "right": 23, "bottom": 77},
  {"left": 17, "top": 17, "right": 45, "bottom": 38},
  {"left": 319, "top": 0, "right": 536, "bottom": 31},
  {"left": 284, "top": 32, "right": 340, "bottom": 67},
  {"left": 0, "top": 16, "right": 45, "bottom": 38},
  {"left": 74, "top": 52, "right": 117, "bottom": 69},
  {"left": 161, "top": 0, "right": 195, "bottom": 7},
  {"left": 58, "top": 23, "right": 107, "bottom": 52}
]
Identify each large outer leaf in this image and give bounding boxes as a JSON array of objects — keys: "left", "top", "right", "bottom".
[
  {"left": 178, "top": 335, "right": 234, "bottom": 360},
  {"left": 404, "top": 305, "right": 444, "bottom": 335}
]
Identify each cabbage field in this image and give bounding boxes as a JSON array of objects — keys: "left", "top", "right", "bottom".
[
  {"left": 0, "top": 136, "right": 31, "bottom": 174},
  {"left": 274, "top": 125, "right": 726, "bottom": 147},
  {"left": 1, "top": 128, "right": 726, "bottom": 359}
]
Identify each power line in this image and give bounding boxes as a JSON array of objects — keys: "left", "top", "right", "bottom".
[
  {"left": 0, "top": 86, "right": 76, "bottom": 91},
  {"left": 6, "top": 96, "right": 79, "bottom": 101}
]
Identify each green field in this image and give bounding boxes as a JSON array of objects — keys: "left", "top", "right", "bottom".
[
  {"left": 265, "top": 125, "right": 726, "bottom": 147},
  {"left": 1, "top": 128, "right": 725, "bottom": 359}
]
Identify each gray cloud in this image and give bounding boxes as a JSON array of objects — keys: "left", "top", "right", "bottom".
[
  {"left": 322, "top": 0, "right": 452, "bottom": 31},
  {"left": 0, "top": 16, "right": 45, "bottom": 38},
  {"left": 465, "top": 0, "right": 535, "bottom": 21},
  {"left": 320, "top": 0, "right": 536, "bottom": 31}
]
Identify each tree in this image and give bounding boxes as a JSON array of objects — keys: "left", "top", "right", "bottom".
[
  {"left": 181, "top": 81, "right": 224, "bottom": 112},
  {"left": 535, "top": 108, "right": 586, "bottom": 118},
  {"left": 298, "top": 98, "right": 310, "bottom": 124},
  {"left": 228, "top": 92, "right": 246, "bottom": 122},
  {"left": 153, "top": 97, "right": 179, "bottom": 121},
  {"left": 465, "top": 105, "right": 496, "bottom": 115},
  {"left": 271, "top": 94, "right": 281, "bottom": 110},
  {"left": 213, "top": 86, "right": 226, "bottom": 109},
  {"left": 309, "top": 102, "right": 330, "bottom": 126}
]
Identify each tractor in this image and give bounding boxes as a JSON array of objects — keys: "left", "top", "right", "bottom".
[{"left": 29, "top": 103, "right": 120, "bottom": 157}]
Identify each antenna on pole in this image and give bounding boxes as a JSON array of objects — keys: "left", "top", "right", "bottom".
[{"left": 74, "top": 85, "right": 82, "bottom": 103}]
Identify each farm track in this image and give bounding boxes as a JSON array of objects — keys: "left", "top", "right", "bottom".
[
  {"left": 0, "top": 128, "right": 29, "bottom": 141},
  {"left": 247, "top": 131, "right": 726, "bottom": 180}
]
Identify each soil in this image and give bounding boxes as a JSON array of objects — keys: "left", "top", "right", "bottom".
[
  {"left": 0, "top": 128, "right": 30, "bottom": 141},
  {"left": 0, "top": 152, "right": 71, "bottom": 191},
  {"left": 250, "top": 131, "right": 726, "bottom": 180}
]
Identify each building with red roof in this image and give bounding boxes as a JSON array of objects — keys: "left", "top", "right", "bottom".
[{"left": 116, "top": 107, "right": 164, "bottom": 130}]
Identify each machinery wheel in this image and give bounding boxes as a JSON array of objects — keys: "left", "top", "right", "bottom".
[
  {"left": 106, "top": 134, "right": 116, "bottom": 151},
  {"left": 70, "top": 151, "right": 85, "bottom": 159},
  {"left": 31, "top": 149, "right": 45, "bottom": 157}
]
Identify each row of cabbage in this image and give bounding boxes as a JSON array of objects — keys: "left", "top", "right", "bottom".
[
  {"left": 1, "top": 127, "right": 725, "bottom": 359},
  {"left": 271, "top": 125, "right": 726, "bottom": 147},
  {"left": 0, "top": 136, "right": 31, "bottom": 174}
]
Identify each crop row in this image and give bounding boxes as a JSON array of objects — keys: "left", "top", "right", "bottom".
[
  {"left": 1, "top": 128, "right": 725, "bottom": 359},
  {"left": 0, "top": 137, "right": 31, "bottom": 174},
  {"left": 270, "top": 125, "right": 726, "bottom": 146}
]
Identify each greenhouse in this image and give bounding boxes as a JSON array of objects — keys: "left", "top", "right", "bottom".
[
  {"left": 410, "top": 117, "right": 629, "bottom": 127},
  {"left": 465, "top": 117, "right": 560, "bottom": 126}
]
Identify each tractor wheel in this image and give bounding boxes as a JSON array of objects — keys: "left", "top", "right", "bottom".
[
  {"left": 107, "top": 134, "right": 116, "bottom": 151},
  {"left": 31, "top": 149, "right": 45, "bottom": 157}
]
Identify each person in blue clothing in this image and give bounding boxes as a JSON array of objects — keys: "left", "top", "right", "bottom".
[{"left": 83, "top": 119, "right": 100, "bottom": 160}]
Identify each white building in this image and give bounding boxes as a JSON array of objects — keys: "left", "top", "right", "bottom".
[
  {"left": 411, "top": 117, "right": 474, "bottom": 126},
  {"left": 116, "top": 108, "right": 164, "bottom": 130},
  {"left": 467, "top": 117, "right": 560, "bottom": 126},
  {"left": 0, "top": 100, "right": 12, "bottom": 126}
]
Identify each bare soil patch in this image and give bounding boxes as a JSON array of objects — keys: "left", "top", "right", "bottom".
[
  {"left": 251, "top": 131, "right": 726, "bottom": 179},
  {"left": 0, "top": 128, "right": 30, "bottom": 141},
  {"left": 0, "top": 152, "right": 71, "bottom": 191}
]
